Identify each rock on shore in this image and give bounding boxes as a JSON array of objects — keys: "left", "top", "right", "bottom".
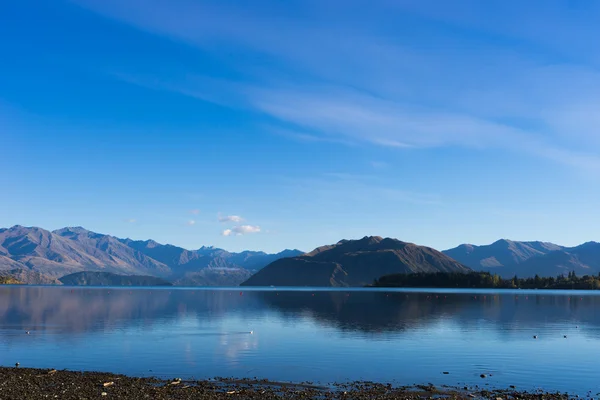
[{"left": 0, "top": 367, "right": 573, "bottom": 400}]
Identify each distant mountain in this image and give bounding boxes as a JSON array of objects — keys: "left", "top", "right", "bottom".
[
  {"left": 242, "top": 236, "right": 471, "bottom": 287},
  {"left": 173, "top": 268, "right": 254, "bottom": 287},
  {"left": 226, "top": 249, "right": 305, "bottom": 271},
  {"left": 511, "top": 242, "right": 600, "bottom": 278},
  {"left": 59, "top": 271, "right": 172, "bottom": 286},
  {"left": 123, "top": 239, "right": 303, "bottom": 273},
  {"left": 0, "top": 225, "right": 302, "bottom": 285},
  {"left": 442, "top": 240, "right": 600, "bottom": 278},
  {"left": 443, "top": 239, "right": 564, "bottom": 276},
  {"left": 120, "top": 238, "right": 302, "bottom": 286}
]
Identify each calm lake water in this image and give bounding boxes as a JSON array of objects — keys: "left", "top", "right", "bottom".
[{"left": 1, "top": 286, "right": 600, "bottom": 394}]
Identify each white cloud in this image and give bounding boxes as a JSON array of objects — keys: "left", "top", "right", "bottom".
[
  {"left": 187, "top": 219, "right": 196, "bottom": 226},
  {"left": 218, "top": 215, "right": 243, "bottom": 223},
  {"left": 126, "top": 219, "right": 136, "bottom": 223},
  {"left": 190, "top": 209, "right": 200, "bottom": 215},
  {"left": 222, "top": 225, "right": 261, "bottom": 236}
]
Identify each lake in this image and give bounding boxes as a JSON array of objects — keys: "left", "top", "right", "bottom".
[{"left": 1, "top": 286, "right": 599, "bottom": 395}]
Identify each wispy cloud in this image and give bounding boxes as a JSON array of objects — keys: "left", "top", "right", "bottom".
[
  {"left": 281, "top": 172, "right": 442, "bottom": 207},
  {"left": 268, "top": 127, "right": 357, "bottom": 147},
  {"left": 108, "top": 67, "right": 600, "bottom": 173},
  {"left": 222, "top": 225, "right": 261, "bottom": 236},
  {"left": 218, "top": 214, "right": 244, "bottom": 223},
  {"left": 74, "top": 0, "right": 600, "bottom": 173},
  {"left": 190, "top": 209, "right": 200, "bottom": 215},
  {"left": 370, "top": 161, "right": 389, "bottom": 169},
  {"left": 186, "top": 219, "right": 196, "bottom": 226},
  {"left": 391, "top": 0, "right": 600, "bottom": 66},
  {"left": 125, "top": 218, "right": 136, "bottom": 224}
]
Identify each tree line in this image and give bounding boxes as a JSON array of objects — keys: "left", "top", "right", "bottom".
[
  {"left": 372, "top": 271, "right": 600, "bottom": 290},
  {"left": 0, "top": 276, "right": 21, "bottom": 285}
]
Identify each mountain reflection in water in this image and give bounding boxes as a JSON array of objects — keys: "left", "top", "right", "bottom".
[{"left": 1, "top": 286, "right": 600, "bottom": 394}]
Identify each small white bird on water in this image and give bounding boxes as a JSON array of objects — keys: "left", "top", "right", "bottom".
[{"left": 249, "top": 331, "right": 254, "bottom": 334}]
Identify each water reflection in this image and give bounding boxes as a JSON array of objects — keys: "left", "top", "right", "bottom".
[
  {"left": 0, "top": 287, "right": 260, "bottom": 337},
  {"left": 2, "top": 286, "right": 600, "bottom": 393},
  {"left": 257, "top": 291, "right": 600, "bottom": 337},
  {"left": 1, "top": 287, "right": 600, "bottom": 338}
]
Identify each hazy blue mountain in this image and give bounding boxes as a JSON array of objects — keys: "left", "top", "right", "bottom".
[
  {"left": 227, "top": 249, "right": 305, "bottom": 270},
  {"left": 120, "top": 239, "right": 211, "bottom": 273},
  {"left": 443, "top": 239, "right": 564, "bottom": 275},
  {"left": 511, "top": 242, "right": 600, "bottom": 278},
  {"left": 59, "top": 271, "right": 172, "bottom": 286},
  {"left": 122, "top": 238, "right": 302, "bottom": 273},
  {"left": 442, "top": 239, "right": 600, "bottom": 278},
  {"left": 173, "top": 268, "right": 255, "bottom": 287},
  {"left": 242, "top": 236, "right": 471, "bottom": 287}
]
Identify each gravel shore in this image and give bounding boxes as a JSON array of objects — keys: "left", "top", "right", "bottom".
[{"left": 0, "top": 367, "right": 575, "bottom": 399}]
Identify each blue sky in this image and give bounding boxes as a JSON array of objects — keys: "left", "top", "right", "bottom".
[{"left": 2, "top": 0, "right": 600, "bottom": 253}]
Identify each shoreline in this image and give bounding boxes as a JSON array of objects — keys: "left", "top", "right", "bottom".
[
  {"left": 0, "top": 367, "right": 575, "bottom": 399},
  {"left": 4, "top": 284, "right": 600, "bottom": 292}
]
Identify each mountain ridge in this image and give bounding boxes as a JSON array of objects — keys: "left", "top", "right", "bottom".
[
  {"left": 443, "top": 240, "right": 600, "bottom": 278},
  {"left": 0, "top": 225, "right": 303, "bottom": 285}
]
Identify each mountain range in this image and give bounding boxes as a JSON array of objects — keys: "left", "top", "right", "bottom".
[
  {"left": 443, "top": 239, "right": 600, "bottom": 278},
  {"left": 242, "top": 236, "right": 471, "bottom": 287},
  {"left": 0, "top": 225, "right": 302, "bottom": 285},
  {"left": 1, "top": 225, "right": 599, "bottom": 286},
  {"left": 244, "top": 237, "right": 600, "bottom": 286}
]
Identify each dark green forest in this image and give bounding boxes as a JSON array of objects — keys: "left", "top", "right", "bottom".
[{"left": 372, "top": 271, "right": 600, "bottom": 290}]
